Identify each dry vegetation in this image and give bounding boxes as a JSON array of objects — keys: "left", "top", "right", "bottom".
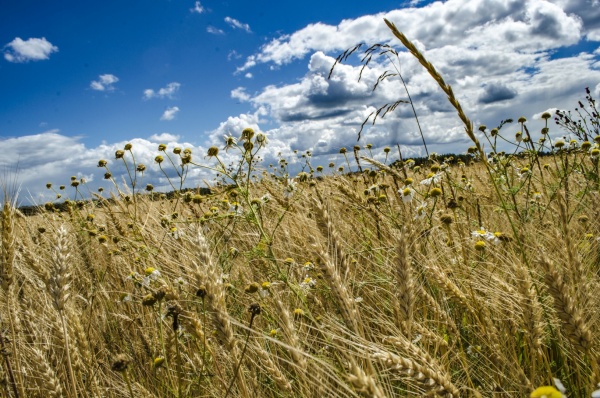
[{"left": 1, "top": 20, "right": 600, "bottom": 397}]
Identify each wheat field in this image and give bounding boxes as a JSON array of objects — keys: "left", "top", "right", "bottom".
[{"left": 1, "top": 21, "right": 600, "bottom": 398}]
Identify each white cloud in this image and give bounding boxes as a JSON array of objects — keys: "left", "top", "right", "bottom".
[
  {"left": 143, "top": 82, "right": 181, "bottom": 99},
  {"left": 190, "top": 1, "right": 204, "bottom": 14},
  {"left": 148, "top": 132, "right": 180, "bottom": 142},
  {"left": 3, "top": 37, "right": 58, "bottom": 63},
  {"left": 225, "top": 17, "right": 252, "bottom": 33},
  {"left": 90, "top": 74, "right": 119, "bottom": 91},
  {"left": 161, "top": 106, "right": 180, "bottom": 121},
  {"left": 237, "top": 0, "right": 586, "bottom": 72},
  {"left": 245, "top": 73, "right": 253, "bottom": 79},
  {"left": 223, "top": 0, "right": 600, "bottom": 164},
  {"left": 0, "top": 132, "right": 208, "bottom": 204},
  {"left": 207, "top": 26, "right": 225, "bottom": 35},
  {"left": 231, "top": 87, "right": 251, "bottom": 102}
]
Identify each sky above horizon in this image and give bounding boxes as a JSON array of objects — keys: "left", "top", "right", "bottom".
[{"left": 1, "top": 0, "right": 600, "bottom": 204}]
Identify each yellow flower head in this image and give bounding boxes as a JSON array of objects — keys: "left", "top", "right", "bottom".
[{"left": 530, "top": 386, "right": 563, "bottom": 398}]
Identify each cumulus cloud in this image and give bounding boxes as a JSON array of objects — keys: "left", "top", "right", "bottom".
[
  {"left": 148, "top": 132, "right": 180, "bottom": 142},
  {"left": 143, "top": 82, "right": 181, "bottom": 99},
  {"left": 225, "top": 17, "right": 252, "bottom": 33},
  {"left": 160, "top": 106, "right": 180, "bottom": 121},
  {"left": 224, "top": 0, "right": 600, "bottom": 164},
  {"left": 237, "top": 0, "right": 586, "bottom": 72},
  {"left": 90, "top": 74, "right": 119, "bottom": 91},
  {"left": 190, "top": 1, "right": 204, "bottom": 14},
  {"left": 0, "top": 131, "right": 209, "bottom": 204},
  {"left": 478, "top": 83, "right": 518, "bottom": 104},
  {"left": 231, "top": 87, "right": 251, "bottom": 102},
  {"left": 3, "top": 37, "right": 58, "bottom": 62}
]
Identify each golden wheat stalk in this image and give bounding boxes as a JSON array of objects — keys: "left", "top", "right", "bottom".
[{"left": 384, "top": 19, "right": 483, "bottom": 157}]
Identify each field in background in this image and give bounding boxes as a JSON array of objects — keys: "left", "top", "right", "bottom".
[{"left": 1, "top": 20, "right": 600, "bottom": 398}]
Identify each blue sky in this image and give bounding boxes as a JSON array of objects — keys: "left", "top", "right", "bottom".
[{"left": 1, "top": 0, "right": 600, "bottom": 203}]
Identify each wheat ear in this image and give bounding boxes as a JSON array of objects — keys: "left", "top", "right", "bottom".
[
  {"left": 29, "top": 347, "right": 64, "bottom": 398},
  {"left": 384, "top": 19, "right": 482, "bottom": 154},
  {"left": 372, "top": 348, "right": 460, "bottom": 397},
  {"left": 539, "top": 255, "right": 593, "bottom": 354},
  {"left": 47, "top": 225, "right": 78, "bottom": 398}
]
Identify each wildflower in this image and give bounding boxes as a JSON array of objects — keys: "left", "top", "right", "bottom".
[
  {"left": 515, "top": 131, "right": 523, "bottom": 142},
  {"left": 173, "top": 277, "right": 187, "bottom": 286},
  {"left": 245, "top": 282, "right": 260, "bottom": 294},
  {"left": 303, "top": 261, "right": 314, "bottom": 271},
  {"left": 518, "top": 166, "right": 532, "bottom": 180},
  {"left": 440, "top": 214, "right": 453, "bottom": 225},
  {"left": 383, "top": 146, "right": 391, "bottom": 153},
  {"left": 223, "top": 134, "right": 237, "bottom": 150},
  {"left": 255, "top": 133, "right": 268, "bottom": 146},
  {"left": 532, "top": 192, "right": 542, "bottom": 201},
  {"left": 582, "top": 141, "right": 592, "bottom": 150},
  {"left": 404, "top": 159, "right": 415, "bottom": 169},
  {"left": 241, "top": 127, "right": 254, "bottom": 141},
  {"left": 354, "top": 297, "right": 363, "bottom": 303},
  {"left": 142, "top": 268, "right": 161, "bottom": 286},
  {"left": 300, "top": 276, "right": 316, "bottom": 290},
  {"left": 269, "top": 328, "right": 280, "bottom": 337},
  {"left": 554, "top": 140, "right": 565, "bottom": 149},
  {"left": 97, "top": 159, "right": 107, "bottom": 167},
  {"left": 474, "top": 240, "right": 486, "bottom": 251},
  {"left": 429, "top": 187, "right": 442, "bottom": 198},
  {"left": 399, "top": 186, "right": 415, "bottom": 203},
  {"left": 119, "top": 293, "right": 132, "bottom": 303},
  {"left": 154, "top": 155, "right": 164, "bottom": 164},
  {"left": 293, "top": 308, "right": 305, "bottom": 319},
  {"left": 207, "top": 146, "right": 219, "bottom": 157},
  {"left": 466, "top": 345, "right": 481, "bottom": 356},
  {"left": 142, "top": 293, "right": 158, "bottom": 306},
  {"left": 115, "top": 150, "right": 125, "bottom": 159},
  {"left": 591, "top": 148, "right": 600, "bottom": 160},
  {"left": 260, "top": 194, "right": 271, "bottom": 204},
  {"left": 530, "top": 378, "right": 566, "bottom": 398},
  {"left": 228, "top": 202, "right": 243, "bottom": 215},
  {"left": 284, "top": 179, "right": 297, "bottom": 198},
  {"left": 153, "top": 357, "right": 166, "bottom": 369},
  {"left": 284, "top": 258, "right": 296, "bottom": 266},
  {"left": 414, "top": 201, "right": 428, "bottom": 220},
  {"left": 136, "top": 164, "right": 146, "bottom": 172},
  {"left": 420, "top": 172, "right": 442, "bottom": 186},
  {"left": 471, "top": 227, "right": 497, "bottom": 242}
]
